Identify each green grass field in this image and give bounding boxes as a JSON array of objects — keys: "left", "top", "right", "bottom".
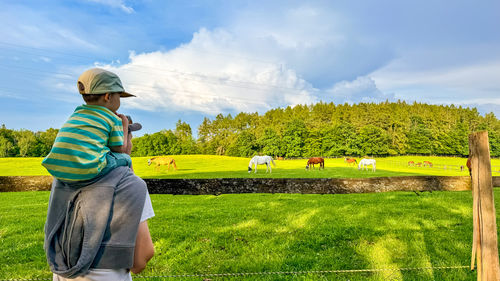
[
  {"left": 1, "top": 155, "right": 499, "bottom": 280},
  {"left": 1, "top": 155, "right": 500, "bottom": 178},
  {"left": 0, "top": 190, "right": 489, "bottom": 280}
]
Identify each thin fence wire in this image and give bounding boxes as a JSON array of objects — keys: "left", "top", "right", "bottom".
[
  {"left": 276, "top": 156, "right": 500, "bottom": 173},
  {"left": 1, "top": 265, "right": 472, "bottom": 281},
  {"left": 381, "top": 159, "right": 500, "bottom": 174}
]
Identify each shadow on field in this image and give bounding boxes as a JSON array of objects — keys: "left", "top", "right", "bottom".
[
  {"left": 155, "top": 195, "right": 377, "bottom": 280},
  {"left": 147, "top": 191, "right": 476, "bottom": 280},
  {"left": 411, "top": 197, "right": 474, "bottom": 281},
  {"left": 353, "top": 191, "right": 475, "bottom": 281}
]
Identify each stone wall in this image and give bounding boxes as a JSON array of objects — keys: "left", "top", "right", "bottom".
[
  {"left": 0, "top": 176, "right": 53, "bottom": 192},
  {"left": 3, "top": 175, "right": 499, "bottom": 194},
  {"left": 145, "top": 176, "right": 477, "bottom": 195}
]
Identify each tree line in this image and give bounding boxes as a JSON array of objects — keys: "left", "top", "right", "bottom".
[
  {"left": 1, "top": 101, "right": 499, "bottom": 158},
  {"left": 193, "top": 101, "right": 499, "bottom": 157},
  {"left": 0, "top": 125, "right": 58, "bottom": 157}
]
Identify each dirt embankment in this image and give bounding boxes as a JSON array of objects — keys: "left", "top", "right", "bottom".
[
  {"left": 2, "top": 175, "right": 499, "bottom": 194},
  {"left": 0, "top": 176, "right": 53, "bottom": 192}
]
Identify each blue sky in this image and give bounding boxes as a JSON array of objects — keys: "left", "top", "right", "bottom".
[{"left": 1, "top": 0, "right": 499, "bottom": 137}]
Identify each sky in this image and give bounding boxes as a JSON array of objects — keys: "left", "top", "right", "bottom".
[{"left": 1, "top": 0, "right": 499, "bottom": 137}]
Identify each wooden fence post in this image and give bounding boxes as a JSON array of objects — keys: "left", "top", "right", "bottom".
[{"left": 469, "top": 131, "right": 500, "bottom": 281}]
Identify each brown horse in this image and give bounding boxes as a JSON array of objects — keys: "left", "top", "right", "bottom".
[
  {"left": 466, "top": 158, "right": 472, "bottom": 176},
  {"left": 408, "top": 161, "right": 415, "bottom": 166},
  {"left": 344, "top": 157, "right": 357, "bottom": 166},
  {"left": 148, "top": 157, "right": 178, "bottom": 171},
  {"left": 423, "top": 161, "right": 433, "bottom": 167},
  {"left": 306, "top": 157, "right": 324, "bottom": 170},
  {"left": 415, "top": 162, "right": 422, "bottom": 167}
]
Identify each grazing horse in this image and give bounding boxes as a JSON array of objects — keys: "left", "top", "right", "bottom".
[
  {"left": 423, "top": 161, "right": 433, "bottom": 167},
  {"left": 408, "top": 161, "right": 415, "bottom": 166},
  {"left": 358, "top": 158, "right": 376, "bottom": 172},
  {"left": 148, "top": 157, "right": 177, "bottom": 171},
  {"left": 248, "top": 155, "right": 276, "bottom": 173},
  {"left": 415, "top": 162, "right": 422, "bottom": 167},
  {"left": 344, "top": 157, "right": 357, "bottom": 166},
  {"left": 306, "top": 157, "right": 324, "bottom": 170}
]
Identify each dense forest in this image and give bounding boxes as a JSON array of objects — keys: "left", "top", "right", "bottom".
[
  {"left": 1, "top": 101, "right": 499, "bottom": 158},
  {"left": 190, "top": 101, "right": 500, "bottom": 157}
]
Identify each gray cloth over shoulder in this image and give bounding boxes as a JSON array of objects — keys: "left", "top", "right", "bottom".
[{"left": 44, "top": 166, "right": 147, "bottom": 278}]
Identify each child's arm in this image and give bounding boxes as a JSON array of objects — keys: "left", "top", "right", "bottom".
[{"left": 109, "top": 113, "right": 129, "bottom": 153}]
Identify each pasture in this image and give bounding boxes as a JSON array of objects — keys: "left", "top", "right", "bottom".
[
  {"left": 0, "top": 190, "right": 491, "bottom": 280},
  {"left": 1, "top": 155, "right": 500, "bottom": 179}
]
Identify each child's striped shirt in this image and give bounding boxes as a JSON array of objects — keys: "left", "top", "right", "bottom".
[{"left": 42, "top": 105, "right": 124, "bottom": 182}]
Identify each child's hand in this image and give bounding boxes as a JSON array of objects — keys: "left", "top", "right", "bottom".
[{"left": 117, "top": 113, "right": 129, "bottom": 128}]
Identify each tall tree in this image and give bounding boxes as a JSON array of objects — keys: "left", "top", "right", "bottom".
[
  {"left": 303, "top": 128, "right": 323, "bottom": 157},
  {"left": 35, "top": 128, "right": 59, "bottom": 157},
  {"left": 356, "top": 125, "right": 391, "bottom": 155},
  {"left": 14, "top": 130, "right": 37, "bottom": 157},
  {"left": 227, "top": 131, "right": 258, "bottom": 157},
  {"left": 257, "top": 128, "right": 282, "bottom": 157},
  {"left": 282, "top": 119, "right": 307, "bottom": 157},
  {"left": 321, "top": 123, "right": 358, "bottom": 156},
  {"left": 0, "top": 135, "right": 14, "bottom": 157},
  {"left": 175, "top": 120, "right": 197, "bottom": 154},
  {"left": 0, "top": 124, "right": 16, "bottom": 157}
]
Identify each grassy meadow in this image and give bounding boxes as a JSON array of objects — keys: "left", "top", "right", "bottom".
[
  {"left": 1, "top": 155, "right": 500, "bottom": 178},
  {"left": 0, "top": 190, "right": 487, "bottom": 280},
  {"left": 2, "top": 155, "right": 500, "bottom": 280}
]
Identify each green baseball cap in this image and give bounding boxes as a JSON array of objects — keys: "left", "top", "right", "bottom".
[{"left": 77, "top": 68, "right": 135, "bottom": 97}]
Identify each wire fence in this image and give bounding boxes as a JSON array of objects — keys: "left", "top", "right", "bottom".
[
  {"left": 381, "top": 159, "right": 500, "bottom": 174},
  {"left": 279, "top": 156, "right": 500, "bottom": 174},
  {"left": 133, "top": 265, "right": 472, "bottom": 279},
  {"left": 0, "top": 265, "right": 473, "bottom": 281}
]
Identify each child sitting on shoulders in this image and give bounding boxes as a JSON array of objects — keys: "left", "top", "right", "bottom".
[{"left": 42, "top": 68, "right": 140, "bottom": 185}]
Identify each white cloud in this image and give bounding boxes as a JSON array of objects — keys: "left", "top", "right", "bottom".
[
  {"left": 325, "top": 76, "right": 394, "bottom": 104},
  {"left": 95, "top": 3, "right": 393, "bottom": 115},
  {"left": 101, "top": 28, "right": 318, "bottom": 115},
  {"left": 230, "top": 5, "right": 392, "bottom": 88},
  {"left": 54, "top": 2, "right": 498, "bottom": 117},
  {"left": 371, "top": 58, "right": 500, "bottom": 111},
  {"left": 85, "top": 0, "right": 134, "bottom": 13}
]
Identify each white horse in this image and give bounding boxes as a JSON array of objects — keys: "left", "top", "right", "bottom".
[
  {"left": 358, "top": 158, "right": 376, "bottom": 172},
  {"left": 248, "top": 155, "right": 276, "bottom": 173}
]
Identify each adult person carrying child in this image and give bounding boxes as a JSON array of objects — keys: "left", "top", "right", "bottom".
[{"left": 42, "top": 68, "right": 154, "bottom": 280}]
